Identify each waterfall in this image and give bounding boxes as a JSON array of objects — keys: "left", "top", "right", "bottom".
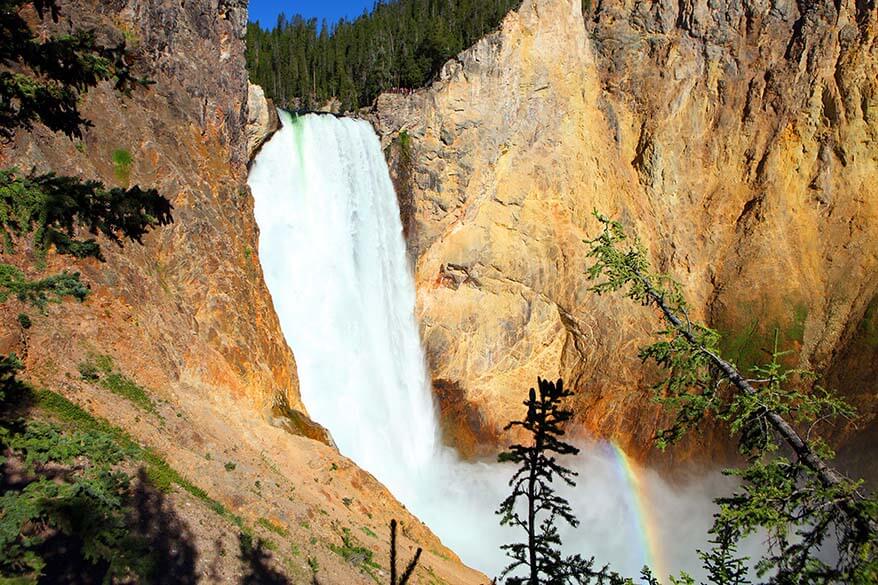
[
  {"left": 248, "top": 111, "right": 437, "bottom": 503},
  {"left": 249, "top": 111, "right": 735, "bottom": 580}
]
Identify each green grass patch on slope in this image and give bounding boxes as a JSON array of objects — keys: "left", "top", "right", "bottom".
[
  {"left": 257, "top": 517, "right": 290, "bottom": 538},
  {"left": 78, "top": 354, "right": 158, "bottom": 416},
  {"left": 33, "top": 387, "right": 244, "bottom": 529},
  {"left": 111, "top": 148, "right": 133, "bottom": 186},
  {"left": 329, "top": 527, "right": 380, "bottom": 583}
]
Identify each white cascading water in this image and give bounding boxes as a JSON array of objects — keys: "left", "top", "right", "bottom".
[
  {"left": 249, "top": 111, "right": 438, "bottom": 501},
  {"left": 249, "top": 111, "right": 738, "bottom": 580}
]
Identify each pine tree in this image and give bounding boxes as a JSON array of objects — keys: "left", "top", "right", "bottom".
[
  {"left": 496, "top": 378, "right": 619, "bottom": 585},
  {"left": 586, "top": 211, "right": 877, "bottom": 584},
  {"left": 244, "top": 0, "right": 524, "bottom": 110},
  {"left": 698, "top": 524, "right": 751, "bottom": 585}
]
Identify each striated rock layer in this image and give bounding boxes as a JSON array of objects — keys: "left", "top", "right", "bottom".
[
  {"left": 0, "top": 0, "right": 485, "bottom": 581},
  {"left": 371, "top": 0, "right": 878, "bottom": 471}
]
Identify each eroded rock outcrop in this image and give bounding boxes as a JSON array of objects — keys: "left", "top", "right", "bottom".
[
  {"left": 246, "top": 82, "right": 280, "bottom": 160},
  {"left": 372, "top": 0, "right": 878, "bottom": 470}
]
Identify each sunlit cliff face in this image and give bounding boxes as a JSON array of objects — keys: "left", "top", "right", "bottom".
[
  {"left": 371, "top": 0, "right": 878, "bottom": 474},
  {"left": 248, "top": 111, "right": 754, "bottom": 581}
]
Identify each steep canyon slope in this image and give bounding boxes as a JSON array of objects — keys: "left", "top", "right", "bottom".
[
  {"left": 372, "top": 0, "right": 878, "bottom": 470},
  {"left": 0, "top": 0, "right": 483, "bottom": 582}
]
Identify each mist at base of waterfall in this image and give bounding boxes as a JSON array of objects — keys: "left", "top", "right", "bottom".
[
  {"left": 248, "top": 111, "right": 755, "bottom": 582},
  {"left": 411, "top": 444, "right": 745, "bottom": 580}
]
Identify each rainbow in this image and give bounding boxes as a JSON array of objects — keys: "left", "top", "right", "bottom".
[{"left": 609, "top": 442, "right": 667, "bottom": 584}]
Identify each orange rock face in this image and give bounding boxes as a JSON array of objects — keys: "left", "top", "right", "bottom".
[
  {"left": 0, "top": 0, "right": 488, "bottom": 581},
  {"left": 371, "top": 0, "right": 878, "bottom": 475},
  {"left": 4, "top": 0, "right": 301, "bottom": 418}
]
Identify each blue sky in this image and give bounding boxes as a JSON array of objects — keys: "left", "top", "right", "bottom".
[{"left": 248, "top": 0, "right": 375, "bottom": 27}]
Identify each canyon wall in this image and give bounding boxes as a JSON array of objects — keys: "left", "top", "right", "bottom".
[
  {"left": 2, "top": 0, "right": 304, "bottom": 420},
  {"left": 0, "top": 0, "right": 485, "bottom": 581},
  {"left": 372, "top": 0, "right": 878, "bottom": 469}
]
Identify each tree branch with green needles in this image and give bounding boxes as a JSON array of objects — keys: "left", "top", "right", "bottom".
[
  {"left": 0, "top": 167, "right": 172, "bottom": 311},
  {"left": 0, "top": 168, "right": 172, "bottom": 261},
  {"left": 586, "top": 211, "right": 876, "bottom": 583},
  {"left": 0, "top": 263, "right": 87, "bottom": 308}
]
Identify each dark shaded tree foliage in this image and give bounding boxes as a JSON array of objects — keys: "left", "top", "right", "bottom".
[
  {"left": 245, "top": 0, "right": 523, "bottom": 111},
  {"left": 0, "top": 0, "right": 175, "bottom": 581},
  {"left": 0, "top": 169, "right": 172, "bottom": 262}
]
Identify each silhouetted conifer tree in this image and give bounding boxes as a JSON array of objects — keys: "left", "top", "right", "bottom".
[{"left": 496, "top": 377, "right": 619, "bottom": 585}]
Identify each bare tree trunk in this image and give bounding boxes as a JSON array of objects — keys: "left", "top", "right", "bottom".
[{"left": 528, "top": 430, "right": 541, "bottom": 584}]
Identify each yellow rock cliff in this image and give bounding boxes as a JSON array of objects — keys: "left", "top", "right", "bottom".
[{"left": 371, "top": 0, "right": 878, "bottom": 471}]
